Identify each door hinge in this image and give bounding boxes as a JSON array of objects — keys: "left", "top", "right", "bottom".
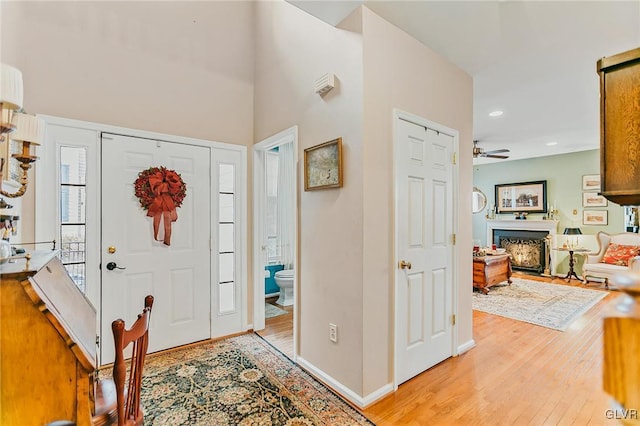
[
  {"left": 96, "top": 335, "right": 100, "bottom": 347},
  {"left": 452, "top": 233, "right": 456, "bottom": 245},
  {"left": 452, "top": 152, "right": 457, "bottom": 165},
  {"left": 452, "top": 314, "right": 456, "bottom": 326}
]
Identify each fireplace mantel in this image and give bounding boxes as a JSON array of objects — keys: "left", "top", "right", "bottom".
[
  {"left": 486, "top": 219, "right": 559, "bottom": 238},
  {"left": 486, "top": 220, "right": 559, "bottom": 275}
]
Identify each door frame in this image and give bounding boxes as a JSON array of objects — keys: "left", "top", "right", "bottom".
[
  {"left": 35, "top": 115, "right": 248, "bottom": 362},
  {"left": 252, "top": 126, "right": 298, "bottom": 358},
  {"left": 393, "top": 109, "right": 460, "bottom": 389}
]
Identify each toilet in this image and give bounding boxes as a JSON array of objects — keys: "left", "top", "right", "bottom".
[{"left": 273, "top": 269, "right": 294, "bottom": 306}]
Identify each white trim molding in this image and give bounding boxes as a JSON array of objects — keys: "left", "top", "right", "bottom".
[
  {"left": 296, "top": 356, "right": 393, "bottom": 409},
  {"left": 457, "top": 339, "right": 476, "bottom": 355},
  {"left": 253, "top": 126, "right": 299, "bottom": 359}
]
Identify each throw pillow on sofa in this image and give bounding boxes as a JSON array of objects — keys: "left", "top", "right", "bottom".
[{"left": 600, "top": 243, "right": 640, "bottom": 266}]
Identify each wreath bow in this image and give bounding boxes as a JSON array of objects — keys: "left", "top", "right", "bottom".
[{"left": 134, "top": 167, "right": 186, "bottom": 246}]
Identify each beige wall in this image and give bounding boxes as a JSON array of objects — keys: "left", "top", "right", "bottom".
[
  {"left": 254, "top": 1, "right": 366, "bottom": 393},
  {"left": 255, "top": 2, "right": 473, "bottom": 400},
  {"left": 4, "top": 0, "right": 473, "bottom": 402},
  {"left": 1, "top": 0, "right": 255, "bottom": 249},
  {"left": 360, "top": 8, "right": 474, "bottom": 396},
  {"left": 1, "top": 1, "right": 254, "bottom": 145}
]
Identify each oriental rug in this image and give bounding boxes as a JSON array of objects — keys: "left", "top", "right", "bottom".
[
  {"left": 472, "top": 277, "right": 607, "bottom": 331},
  {"left": 137, "top": 333, "right": 374, "bottom": 425}
]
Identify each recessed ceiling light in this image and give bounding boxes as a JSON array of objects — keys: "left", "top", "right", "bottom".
[
  {"left": 489, "top": 110, "right": 503, "bottom": 117},
  {"left": 546, "top": 141, "right": 558, "bottom": 146}
]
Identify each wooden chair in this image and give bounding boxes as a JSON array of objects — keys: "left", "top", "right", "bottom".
[
  {"left": 112, "top": 295, "right": 154, "bottom": 426},
  {"left": 48, "top": 295, "right": 154, "bottom": 426},
  {"left": 93, "top": 295, "right": 154, "bottom": 426}
]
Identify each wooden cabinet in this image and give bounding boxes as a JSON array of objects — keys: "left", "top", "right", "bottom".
[
  {"left": 597, "top": 47, "right": 640, "bottom": 206},
  {"left": 473, "top": 254, "right": 512, "bottom": 294},
  {"left": 0, "top": 251, "right": 97, "bottom": 426}
]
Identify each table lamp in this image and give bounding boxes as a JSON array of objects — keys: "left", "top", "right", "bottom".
[
  {"left": 563, "top": 227, "right": 582, "bottom": 235},
  {"left": 563, "top": 227, "right": 582, "bottom": 249}
]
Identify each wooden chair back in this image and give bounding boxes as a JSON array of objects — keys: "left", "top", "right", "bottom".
[{"left": 111, "top": 295, "right": 154, "bottom": 426}]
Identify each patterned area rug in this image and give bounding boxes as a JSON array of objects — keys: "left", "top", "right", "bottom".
[
  {"left": 265, "top": 302, "right": 288, "bottom": 319},
  {"left": 137, "top": 333, "right": 373, "bottom": 425},
  {"left": 472, "top": 277, "right": 607, "bottom": 331}
]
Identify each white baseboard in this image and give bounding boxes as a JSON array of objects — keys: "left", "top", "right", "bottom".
[
  {"left": 361, "top": 382, "right": 394, "bottom": 407},
  {"left": 265, "top": 292, "right": 280, "bottom": 298},
  {"left": 296, "top": 356, "right": 393, "bottom": 408},
  {"left": 457, "top": 339, "right": 476, "bottom": 355}
]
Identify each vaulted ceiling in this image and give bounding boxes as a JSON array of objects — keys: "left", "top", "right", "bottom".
[{"left": 289, "top": 1, "right": 640, "bottom": 163}]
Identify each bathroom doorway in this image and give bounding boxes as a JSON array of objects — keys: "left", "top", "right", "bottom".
[{"left": 253, "top": 126, "right": 298, "bottom": 359}]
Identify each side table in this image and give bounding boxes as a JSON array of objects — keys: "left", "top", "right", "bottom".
[{"left": 555, "top": 247, "right": 590, "bottom": 282}]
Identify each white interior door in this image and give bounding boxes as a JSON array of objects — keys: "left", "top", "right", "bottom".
[
  {"left": 101, "top": 133, "right": 211, "bottom": 364},
  {"left": 396, "top": 117, "right": 455, "bottom": 385}
]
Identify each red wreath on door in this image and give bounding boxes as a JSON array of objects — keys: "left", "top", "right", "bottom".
[{"left": 134, "top": 166, "right": 187, "bottom": 246}]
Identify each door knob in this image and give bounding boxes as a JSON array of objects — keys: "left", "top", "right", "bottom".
[
  {"left": 106, "top": 262, "right": 126, "bottom": 271},
  {"left": 399, "top": 260, "right": 412, "bottom": 270}
]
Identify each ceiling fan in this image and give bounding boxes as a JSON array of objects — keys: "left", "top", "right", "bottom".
[{"left": 473, "top": 140, "right": 510, "bottom": 159}]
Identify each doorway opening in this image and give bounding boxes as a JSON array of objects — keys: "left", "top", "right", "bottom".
[{"left": 253, "top": 126, "right": 298, "bottom": 359}]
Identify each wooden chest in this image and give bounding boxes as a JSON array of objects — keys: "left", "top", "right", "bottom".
[{"left": 473, "top": 254, "right": 512, "bottom": 294}]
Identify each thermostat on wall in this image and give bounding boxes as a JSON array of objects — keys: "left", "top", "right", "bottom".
[{"left": 315, "top": 73, "right": 335, "bottom": 95}]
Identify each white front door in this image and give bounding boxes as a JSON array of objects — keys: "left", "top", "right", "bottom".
[
  {"left": 396, "top": 116, "right": 455, "bottom": 385},
  {"left": 100, "top": 133, "right": 211, "bottom": 364}
]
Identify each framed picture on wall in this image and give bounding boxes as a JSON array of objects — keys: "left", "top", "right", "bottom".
[
  {"left": 583, "top": 210, "right": 608, "bottom": 226},
  {"left": 304, "top": 138, "right": 343, "bottom": 191},
  {"left": 582, "top": 174, "right": 601, "bottom": 191},
  {"left": 495, "top": 180, "right": 547, "bottom": 214},
  {"left": 582, "top": 192, "right": 608, "bottom": 208}
]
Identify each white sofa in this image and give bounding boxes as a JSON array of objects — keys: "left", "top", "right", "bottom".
[{"left": 582, "top": 231, "right": 640, "bottom": 289}]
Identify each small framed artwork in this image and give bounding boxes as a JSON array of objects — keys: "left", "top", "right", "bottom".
[
  {"left": 582, "top": 192, "right": 608, "bottom": 208},
  {"left": 583, "top": 210, "right": 608, "bottom": 226},
  {"left": 304, "top": 137, "right": 343, "bottom": 191},
  {"left": 582, "top": 174, "right": 601, "bottom": 191},
  {"left": 495, "top": 180, "right": 547, "bottom": 214}
]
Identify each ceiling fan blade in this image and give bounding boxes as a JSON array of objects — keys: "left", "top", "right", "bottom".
[
  {"left": 484, "top": 154, "right": 510, "bottom": 159},
  {"left": 484, "top": 149, "right": 510, "bottom": 155}
]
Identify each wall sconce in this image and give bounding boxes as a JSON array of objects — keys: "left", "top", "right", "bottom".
[{"left": 0, "top": 63, "right": 44, "bottom": 198}]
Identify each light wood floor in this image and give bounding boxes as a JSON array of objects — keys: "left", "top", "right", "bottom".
[
  {"left": 257, "top": 297, "right": 294, "bottom": 358},
  {"left": 258, "top": 274, "right": 619, "bottom": 425}
]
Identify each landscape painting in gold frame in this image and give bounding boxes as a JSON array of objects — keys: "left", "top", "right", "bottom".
[{"left": 304, "top": 137, "right": 343, "bottom": 191}]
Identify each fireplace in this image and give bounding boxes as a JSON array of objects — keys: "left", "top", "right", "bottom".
[
  {"left": 493, "top": 229, "right": 548, "bottom": 273},
  {"left": 486, "top": 220, "right": 559, "bottom": 276}
]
